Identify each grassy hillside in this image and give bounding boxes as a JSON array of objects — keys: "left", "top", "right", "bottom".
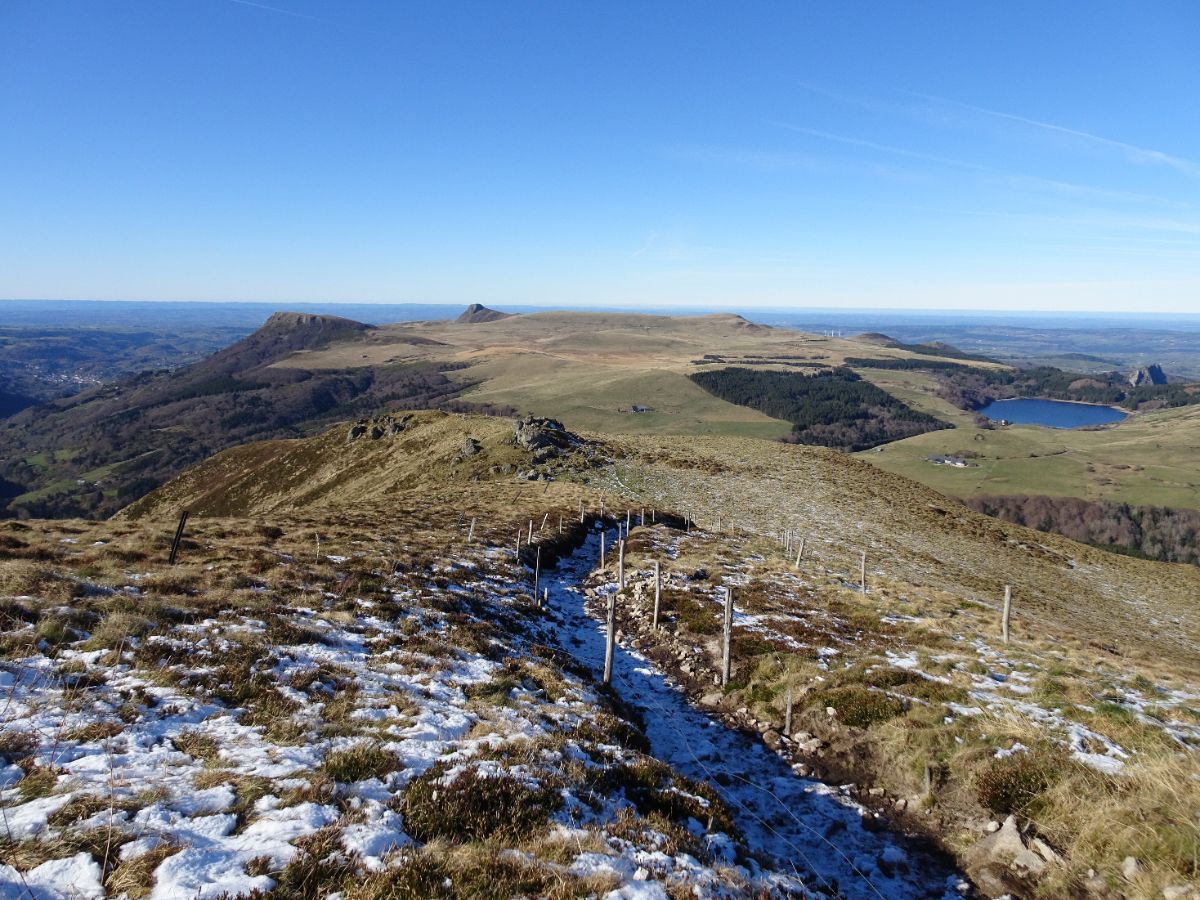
[
  {"left": 860, "top": 403, "right": 1200, "bottom": 510},
  {"left": 96, "top": 412, "right": 1200, "bottom": 894}
]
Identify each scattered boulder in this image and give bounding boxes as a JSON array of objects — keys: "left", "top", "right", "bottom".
[
  {"left": 1122, "top": 856, "right": 1142, "bottom": 882},
  {"left": 459, "top": 437, "right": 482, "bottom": 460},
  {"left": 346, "top": 413, "right": 416, "bottom": 443},
  {"left": 963, "top": 815, "right": 1054, "bottom": 895}
]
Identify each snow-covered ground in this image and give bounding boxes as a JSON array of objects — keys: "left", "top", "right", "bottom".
[
  {"left": 0, "top": 522, "right": 980, "bottom": 898},
  {"left": 548, "top": 530, "right": 969, "bottom": 899}
]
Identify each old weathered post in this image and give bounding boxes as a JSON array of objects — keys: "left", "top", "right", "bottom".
[
  {"left": 529, "top": 519, "right": 534, "bottom": 543},
  {"left": 652, "top": 560, "right": 661, "bottom": 630},
  {"left": 603, "top": 593, "right": 616, "bottom": 685},
  {"left": 860, "top": 550, "right": 868, "bottom": 594},
  {"left": 168, "top": 510, "right": 189, "bottom": 565},
  {"left": 534, "top": 546, "right": 541, "bottom": 597},
  {"left": 722, "top": 586, "right": 734, "bottom": 686},
  {"left": 540, "top": 512, "right": 549, "bottom": 532},
  {"left": 515, "top": 528, "right": 521, "bottom": 559},
  {"left": 558, "top": 514, "right": 563, "bottom": 535},
  {"left": 795, "top": 537, "right": 805, "bottom": 568},
  {"left": 1002, "top": 584, "right": 1012, "bottom": 644},
  {"left": 542, "top": 587, "right": 549, "bottom": 608},
  {"left": 784, "top": 685, "right": 793, "bottom": 735},
  {"left": 651, "top": 508, "right": 656, "bottom": 524},
  {"left": 626, "top": 509, "right": 631, "bottom": 532},
  {"left": 467, "top": 518, "right": 476, "bottom": 543},
  {"left": 618, "top": 539, "right": 625, "bottom": 590},
  {"left": 600, "top": 531, "right": 606, "bottom": 570},
  {"left": 600, "top": 498, "right": 605, "bottom": 519},
  {"left": 640, "top": 507, "right": 645, "bottom": 526}
]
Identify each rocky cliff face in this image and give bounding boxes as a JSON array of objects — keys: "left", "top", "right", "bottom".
[{"left": 1129, "top": 364, "right": 1167, "bottom": 387}]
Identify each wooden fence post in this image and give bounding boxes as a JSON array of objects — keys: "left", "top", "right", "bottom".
[
  {"left": 784, "top": 684, "right": 793, "bottom": 736},
  {"left": 722, "top": 586, "right": 733, "bottom": 686},
  {"left": 542, "top": 587, "right": 549, "bottom": 609},
  {"left": 626, "top": 509, "right": 631, "bottom": 532},
  {"left": 600, "top": 531, "right": 606, "bottom": 570},
  {"left": 860, "top": 550, "right": 867, "bottom": 594},
  {"left": 603, "top": 593, "right": 616, "bottom": 684},
  {"left": 653, "top": 560, "right": 661, "bottom": 630},
  {"left": 168, "top": 510, "right": 189, "bottom": 565},
  {"left": 640, "top": 507, "right": 644, "bottom": 526},
  {"left": 467, "top": 517, "right": 475, "bottom": 543},
  {"left": 618, "top": 540, "right": 625, "bottom": 590},
  {"left": 558, "top": 514, "right": 563, "bottom": 535},
  {"left": 534, "top": 546, "right": 541, "bottom": 597},
  {"left": 540, "top": 512, "right": 549, "bottom": 532},
  {"left": 1002, "top": 585, "right": 1012, "bottom": 644},
  {"left": 795, "top": 537, "right": 805, "bottom": 568}
]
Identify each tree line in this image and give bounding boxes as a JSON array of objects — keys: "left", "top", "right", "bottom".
[{"left": 965, "top": 494, "right": 1200, "bottom": 565}]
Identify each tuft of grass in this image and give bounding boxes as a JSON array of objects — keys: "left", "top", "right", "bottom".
[
  {"left": 321, "top": 742, "right": 402, "bottom": 784},
  {"left": 974, "top": 747, "right": 1068, "bottom": 816},
  {"left": 173, "top": 729, "right": 220, "bottom": 761},
  {"left": 346, "top": 847, "right": 607, "bottom": 900},
  {"left": 262, "top": 826, "right": 358, "bottom": 898},
  {"left": 105, "top": 842, "right": 182, "bottom": 899},
  {"left": 811, "top": 686, "right": 906, "bottom": 729},
  {"left": 404, "top": 763, "right": 561, "bottom": 844},
  {"left": 0, "top": 729, "right": 37, "bottom": 764},
  {"left": 595, "top": 756, "right": 735, "bottom": 835}
]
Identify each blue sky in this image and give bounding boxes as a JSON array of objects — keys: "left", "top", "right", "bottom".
[{"left": 2, "top": 1, "right": 1198, "bottom": 312}]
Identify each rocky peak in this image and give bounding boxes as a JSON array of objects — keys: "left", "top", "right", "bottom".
[
  {"left": 1129, "top": 364, "right": 1167, "bottom": 387},
  {"left": 455, "top": 303, "right": 514, "bottom": 324}
]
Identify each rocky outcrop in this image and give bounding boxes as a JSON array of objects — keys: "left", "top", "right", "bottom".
[
  {"left": 1129, "top": 364, "right": 1167, "bottom": 387},
  {"left": 513, "top": 415, "right": 576, "bottom": 452},
  {"left": 455, "top": 303, "right": 514, "bottom": 324},
  {"left": 346, "top": 413, "right": 414, "bottom": 443}
]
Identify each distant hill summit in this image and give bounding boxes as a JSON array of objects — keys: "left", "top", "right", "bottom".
[
  {"left": 1129, "top": 363, "right": 1168, "bottom": 387},
  {"left": 853, "top": 332, "right": 996, "bottom": 363},
  {"left": 699, "top": 313, "right": 771, "bottom": 333},
  {"left": 194, "top": 311, "right": 373, "bottom": 377},
  {"left": 856, "top": 332, "right": 896, "bottom": 345},
  {"left": 0, "top": 312, "right": 461, "bottom": 519},
  {"left": 456, "top": 303, "right": 514, "bottom": 324}
]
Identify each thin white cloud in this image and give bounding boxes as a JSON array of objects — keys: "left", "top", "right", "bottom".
[
  {"left": 912, "top": 92, "right": 1200, "bottom": 178},
  {"left": 774, "top": 124, "right": 1181, "bottom": 207}
]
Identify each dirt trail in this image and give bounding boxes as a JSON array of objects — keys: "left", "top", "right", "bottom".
[{"left": 546, "top": 528, "right": 969, "bottom": 899}]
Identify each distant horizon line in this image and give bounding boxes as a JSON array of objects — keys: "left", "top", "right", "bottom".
[{"left": 3, "top": 297, "right": 1200, "bottom": 319}]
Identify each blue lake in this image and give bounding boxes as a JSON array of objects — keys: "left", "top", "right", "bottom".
[{"left": 978, "top": 398, "right": 1128, "bottom": 429}]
